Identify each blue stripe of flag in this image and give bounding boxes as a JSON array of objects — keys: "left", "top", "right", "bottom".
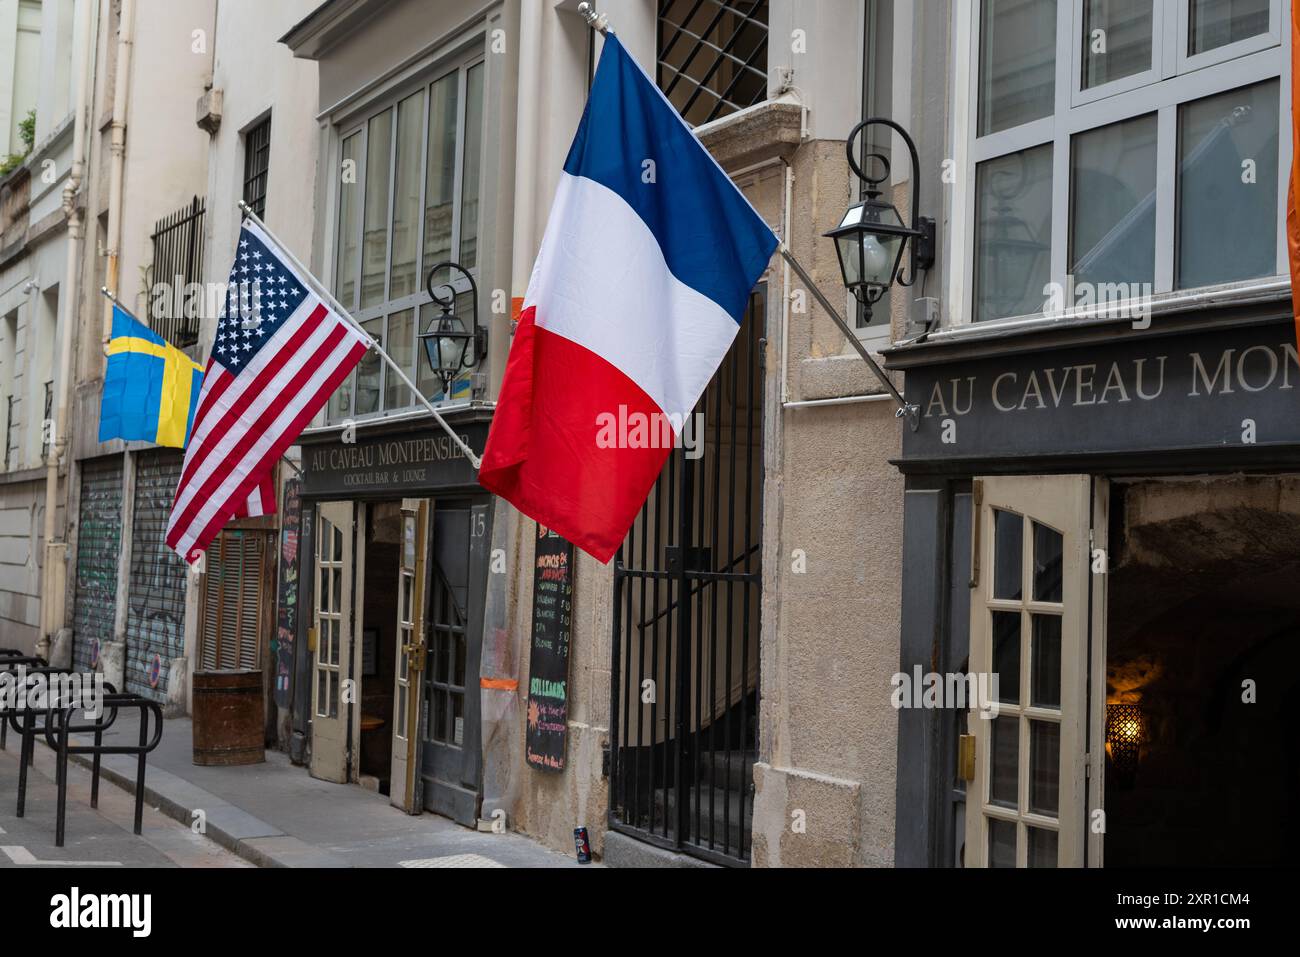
[{"left": 563, "top": 35, "right": 778, "bottom": 324}]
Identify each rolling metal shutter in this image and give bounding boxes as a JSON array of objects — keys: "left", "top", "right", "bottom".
[
  {"left": 125, "top": 450, "right": 188, "bottom": 700},
  {"left": 72, "top": 456, "right": 123, "bottom": 673},
  {"left": 199, "top": 530, "right": 268, "bottom": 672}
]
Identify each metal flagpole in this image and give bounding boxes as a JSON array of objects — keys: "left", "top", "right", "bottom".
[
  {"left": 236, "top": 200, "right": 483, "bottom": 470},
  {"left": 776, "top": 246, "right": 920, "bottom": 430}
]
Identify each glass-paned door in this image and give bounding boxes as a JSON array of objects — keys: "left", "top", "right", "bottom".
[
  {"left": 391, "top": 499, "right": 431, "bottom": 813},
  {"left": 311, "top": 502, "right": 354, "bottom": 784},
  {"left": 965, "top": 475, "right": 1105, "bottom": 867},
  {"left": 420, "top": 503, "right": 490, "bottom": 826}
]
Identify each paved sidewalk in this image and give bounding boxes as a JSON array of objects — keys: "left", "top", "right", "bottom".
[
  {"left": 58, "top": 712, "right": 588, "bottom": 869},
  {"left": 0, "top": 741, "right": 249, "bottom": 868}
]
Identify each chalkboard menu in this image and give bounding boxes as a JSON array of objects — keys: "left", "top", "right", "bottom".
[{"left": 526, "top": 526, "right": 574, "bottom": 772}]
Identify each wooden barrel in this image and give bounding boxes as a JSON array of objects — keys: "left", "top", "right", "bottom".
[{"left": 192, "top": 670, "right": 266, "bottom": 766}]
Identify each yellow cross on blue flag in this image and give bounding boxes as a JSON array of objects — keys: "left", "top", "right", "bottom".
[{"left": 98, "top": 305, "right": 204, "bottom": 448}]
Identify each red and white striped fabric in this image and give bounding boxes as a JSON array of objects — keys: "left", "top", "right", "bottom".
[{"left": 167, "top": 219, "right": 368, "bottom": 563}]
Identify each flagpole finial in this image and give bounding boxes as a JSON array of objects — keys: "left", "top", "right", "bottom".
[{"left": 578, "top": 2, "right": 611, "bottom": 35}]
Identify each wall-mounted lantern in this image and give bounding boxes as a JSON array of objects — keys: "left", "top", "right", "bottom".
[
  {"left": 826, "top": 118, "right": 936, "bottom": 323},
  {"left": 420, "top": 262, "right": 486, "bottom": 398},
  {"left": 1106, "top": 702, "right": 1144, "bottom": 787}
]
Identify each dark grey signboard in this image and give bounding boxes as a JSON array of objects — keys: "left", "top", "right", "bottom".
[
  {"left": 300, "top": 422, "right": 488, "bottom": 497},
  {"left": 899, "top": 320, "right": 1300, "bottom": 464}
]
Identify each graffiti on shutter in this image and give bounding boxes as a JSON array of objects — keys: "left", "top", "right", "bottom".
[
  {"left": 73, "top": 456, "right": 123, "bottom": 673},
  {"left": 125, "top": 450, "right": 188, "bottom": 700},
  {"left": 199, "top": 530, "right": 267, "bottom": 672}
]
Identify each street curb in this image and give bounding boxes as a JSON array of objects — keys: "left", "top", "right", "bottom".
[{"left": 63, "top": 749, "right": 318, "bottom": 868}]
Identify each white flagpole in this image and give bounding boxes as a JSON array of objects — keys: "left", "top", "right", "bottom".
[{"left": 236, "top": 201, "right": 483, "bottom": 470}]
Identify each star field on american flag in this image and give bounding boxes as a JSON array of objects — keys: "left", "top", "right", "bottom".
[{"left": 214, "top": 226, "right": 309, "bottom": 373}]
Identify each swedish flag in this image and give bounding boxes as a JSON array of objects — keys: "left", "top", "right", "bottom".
[{"left": 98, "top": 305, "right": 204, "bottom": 449}]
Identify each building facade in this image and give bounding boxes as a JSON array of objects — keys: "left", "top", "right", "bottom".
[
  {"left": 888, "top": 0, "right": 1299, "bottom": 868},
  {"left": 12, "top": 0, "right": 1290, "bottom": 870},
  {"left": 276, "top": 0, "right": 911, "bottom": 868}
]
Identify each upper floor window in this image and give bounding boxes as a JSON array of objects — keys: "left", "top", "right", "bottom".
[
  {"left": 242, "top": 116, "right": 271, "bottom": 219},
  {"left": 329, "top": 54, "right": 485, "bottom": 423},
  {"left": 657, "top": 0, "right": 769, "bottom": 126},
  {"left": 967, "top": 0, "right": 1285, "bottom": 324}
]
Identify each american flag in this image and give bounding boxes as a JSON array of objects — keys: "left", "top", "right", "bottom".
[{"left": 167, "top": 219, "right": 369, "bottom": 563}]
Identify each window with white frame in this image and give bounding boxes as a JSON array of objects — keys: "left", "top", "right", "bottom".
[
  {"left": 328, "top": 54, "right": 486, "bottom": 422},
  {"left": 966, "top": 0, "right": 1286, "bottom": 324}
]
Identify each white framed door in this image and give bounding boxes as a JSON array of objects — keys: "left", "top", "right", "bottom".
[
  {"left": 311, "top": 501, "right": 354, "bottom": 784},
  {"left": 964, "top": 475, "right": 1106, "bottom": 867},
  {"left": 391, "top": 499, "right": 431, "bottom": 812}
]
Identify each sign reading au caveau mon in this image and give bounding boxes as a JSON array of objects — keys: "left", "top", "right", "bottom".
[{"left": 900, "top": 320, "right": 1300, "bottom": 461}]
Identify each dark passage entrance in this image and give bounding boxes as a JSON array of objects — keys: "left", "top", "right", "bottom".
[
  {"left": 1105, "top": 476, "right": 1300, "bottom": 866},
  {"left": 609, "top": 291, "right": 765, "bottom": 867}
]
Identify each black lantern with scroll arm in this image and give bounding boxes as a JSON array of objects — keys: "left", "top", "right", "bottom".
[
  {"left": 419, "top": 262, "right": 487, "bottom": 398},
  {"left": 826, "top": 118, "right": 936, "bottom": 321}
]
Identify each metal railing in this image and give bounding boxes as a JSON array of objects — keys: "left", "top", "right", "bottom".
[
  {"left": 657, "top": 0, "right": 769, "bottom": 127},
  {"left": 149, "top": 196, "right": 206, "bottom": 348}
]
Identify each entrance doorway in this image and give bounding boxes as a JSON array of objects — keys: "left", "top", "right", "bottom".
[
  {"left": 308, "top": 497, "right": 490, "bottom": 826},
  {"left": 1103, "top": 475, "right": 1300, "bottom": 866},
  {"left": 963, "top": 475, "right": 1106, "bottom": 868}
]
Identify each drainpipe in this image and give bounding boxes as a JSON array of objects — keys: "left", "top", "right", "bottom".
[
  {"left": 103, "top": 0, "right": 134, "bottom": 347},
  {"left": 101, "top": 0, "right": 134, "bottom": 694},
  {"left": 37, "top": 0, "right": 94, "bottom": 658}
]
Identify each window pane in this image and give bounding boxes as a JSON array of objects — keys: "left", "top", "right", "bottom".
[
  {"left": 992, "top": 509, "right": 1024, "bottom": 601},
  {"left": 459, "top": 62, "right": 486, "bottom": 268},
  {"left": 1082, "top": 0, "right": 1153, "bottom": 89},
  {"left": 1070, "top": 114, "right": 1157, "bottom": 293},
  {"left": 361, "top": 109, "right": 393, "bottom": 309},
  {"left": 988, "top": 818, "right": 1017, "bottom": 867},
  {"left": 385, "top": 308, "right": 415, "bottom": 410},
  {"left": 1177, "top": 80, "right": 1279, "bottom": 289},
  {"left": 1189, "top": 0, "right": 1270, "bottom": 55},
  {"left": 989, "top": 715, "right": 1020, "bottom": 809},
  {"left": 423, "top": 73, "right": 459, "bottom": 278},
  {"left": 1029, "top": 720, "right": 1060, "bottom": 815},
  {"left": 355, "top": 316, "right": 383, "bottom": 414},
  {"left": 974, "top": 144, "right": 1053, "bottom": 322},
  {"left": 1031, "top": 614, "right": 1062, "bottom": 709},
  {"left": 978, "top": 0, "right": 1057, "bottom": 136},
  {"left": 390, "top": 92, "right": 424, "bottom": 301},
  {"left": 335, "top": 133, "right": 361, "bottom": 305},
  {"left": 992, "top": 611, "right": 1022, "bottom": 705},
  {"left": 1032, "top": 521, "right": 1063, "bottom": 602},
  {"left": 1027, "top": 827, "right": 1058, "bottom": 867}
]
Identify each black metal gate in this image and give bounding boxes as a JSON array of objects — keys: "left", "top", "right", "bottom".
[{"left": 609, "top": 290, "right": 764, "bottom": 867}]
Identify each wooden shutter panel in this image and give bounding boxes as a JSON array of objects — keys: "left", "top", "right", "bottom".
[{"left": 198, "top": 531, "right": 269, "bottom": 671}]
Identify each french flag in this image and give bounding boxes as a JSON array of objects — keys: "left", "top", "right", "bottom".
[{"left": 479, "top": 35, "right": 777, "bottom": 563}]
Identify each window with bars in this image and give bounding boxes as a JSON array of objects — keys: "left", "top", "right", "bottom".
[
  {"left": 148, "top": 196, "right": 206, "bottom": 348},
  {"left": 964, "top": 0, "right": 1285, "bottom": 324},
  {"left": 242, "top": 116, "right": 271, "bottom": 219},
  {"left": 328, "top": 53, "right": 486, "bottom": 424},
  {"left": 200, "top": 530, "right": 271, "bottom": 672},
  {"left": 657, "top": 0, "right": 770, "bottom": 127}
]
